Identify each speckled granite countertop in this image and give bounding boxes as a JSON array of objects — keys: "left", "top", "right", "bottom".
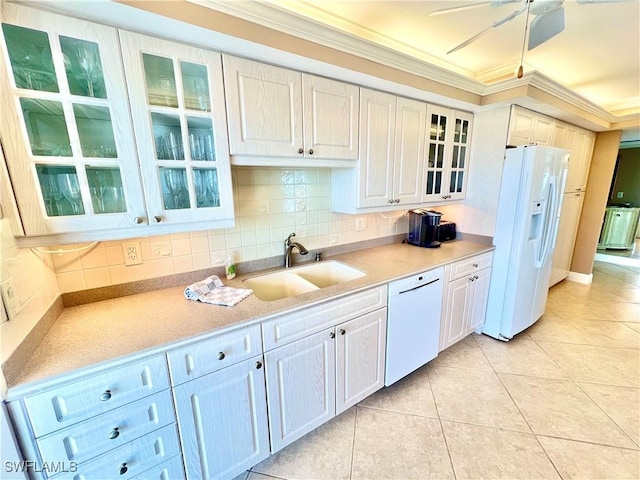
[{"left": 6, "top": 240, "right": 492, "bottom": 398}]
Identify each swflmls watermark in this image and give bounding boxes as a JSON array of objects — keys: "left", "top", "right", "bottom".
[{"left": 5, "top": 461, "right": 78, "bottom": 474}]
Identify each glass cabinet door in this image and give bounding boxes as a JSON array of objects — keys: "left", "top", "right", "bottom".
[
  {"left": 119, "top": 30, "right": 233, "bottom": 227},
  {"left": 0, "top": 4, "right": 146, "bottom": 236},
  {"left": 423, "top": 105, "right": 449, "bottom": 202},
  {"left": 448, "top": 111, "right": 472, "bottom": 201}
]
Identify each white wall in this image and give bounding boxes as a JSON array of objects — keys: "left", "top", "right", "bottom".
[{"left": 439, "top": 105, "right": 511, "bottom": 237}]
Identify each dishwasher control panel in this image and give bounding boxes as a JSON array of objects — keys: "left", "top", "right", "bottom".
[{"left": 388, "top": 266, "right": 444, "bottom": 296}]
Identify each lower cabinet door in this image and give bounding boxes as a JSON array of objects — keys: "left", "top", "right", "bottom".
[
  {"left": 173, "top": 355, "right": 270, "bottom": 480},
  {"left": 265, "top": 328, "right": 336, "bottom": 453},
  {"left": 440, "top": 276, "right": 472, "bottom": 351},
  {"left": 468, "top": 268, "right": 491, "bottom": 332},
  {"left": 336, "top": 308, "right": 387, "bottom": 414}
]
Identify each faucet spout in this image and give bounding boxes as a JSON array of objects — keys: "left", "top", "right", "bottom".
[{"left": 284, "top": 232, "right": 309, "bottom": 268}]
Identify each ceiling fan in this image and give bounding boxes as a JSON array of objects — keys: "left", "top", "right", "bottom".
[{"left": 430, "top": 0, "right": 630, "bottom": 55}]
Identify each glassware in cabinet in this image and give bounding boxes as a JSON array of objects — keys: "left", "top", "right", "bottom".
[
  {"left": 0, "top": 3, "right": 146, "bottom": 238},
  {"left": 119, "top": 29, "right": 233, "bottom": 227}
]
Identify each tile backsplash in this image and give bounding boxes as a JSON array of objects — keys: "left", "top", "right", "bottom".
[{"left": 51, "top": 167, "right": 409, "bottom": 293}]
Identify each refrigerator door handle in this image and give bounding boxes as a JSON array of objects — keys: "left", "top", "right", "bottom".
[{"left": 536, "top": 178, "right": 557, "bottom": 268}]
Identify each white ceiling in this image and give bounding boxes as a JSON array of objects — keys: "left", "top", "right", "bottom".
[{"left": 215, "top": 0, "right": 639, "bottom": 121}]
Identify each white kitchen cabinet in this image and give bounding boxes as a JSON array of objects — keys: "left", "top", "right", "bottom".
[
  {"left": 223, "top": 55, "right": 359, "bottom": 162},
  {"left": 0, "top": 3, "right": 147, "bottom": 238},
  {"left": 507, "top": 106, "right": 555, "bottom": 146},
  {"left": 263, "top": 286, "right": 387, "bottom": 452},
  {"left": 553, "top": 122, "right": 595, "bottom": 192},
  {"left": 119, "top": 30, "right": 234, "bottom": 228},
  {"left": 422, "top": 105, "right": 473, "bottom": 203},
  {"left": 550, "top": 191, "right": 585, "bottom": 286},
  {"left": 440, "top": 253, "right": 493, "bottom": 351},
  {"left": 173, "top": 355, "right": 270, "bottom": 480},
  {"left": 265, "top": 327, "right": 336, "bottom": 453},
  {"left": 7, "top": 354, "right": 180, "bottom": 480},
  {"left": 336, "top": 309, "right": 387, "bottom": 414}
]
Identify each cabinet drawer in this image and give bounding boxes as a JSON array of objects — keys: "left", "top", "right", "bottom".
[
  {"left": 130, "top": 455, "right": 184, "bottom": 480},
  {"left": 167, "top": 324, "right": 262, "bottom": 385},
  {"left": 262, "top": 285, "right": 387, "bottom": 351},
  {"left": 24, "top": 355, "right": 170, "bottom": 438},
  {"left": 449, "top": 252, "right": 493, "bottom": 281},
  {"left": 36, "top": 390, "right": 175, "bottom": 465},
  {"left": 53, "top": 424, "right": 180, "bottom": 480}
]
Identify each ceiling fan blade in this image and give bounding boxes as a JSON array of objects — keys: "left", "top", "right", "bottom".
[
  {"left": 528, "top": 6, "right": 565, "bottom": 50},
  {"left": 447, "top": 4, "right": 528, "bottom": 54},
  {"left": 429, "top": 0, "right": 521, "bottom": 16}
]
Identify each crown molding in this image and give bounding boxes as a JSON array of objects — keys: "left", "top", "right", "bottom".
[{"left": 191, "top": 0, "right": 485, "bottom": 95}]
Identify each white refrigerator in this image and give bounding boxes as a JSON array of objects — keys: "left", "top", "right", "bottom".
[{"left": 482, "top": 145, "right": 569, "bottom": 341}]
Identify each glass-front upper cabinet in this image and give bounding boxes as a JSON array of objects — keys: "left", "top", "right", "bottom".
[
  {"left": 422, "top": 105, "right": 472, "bottom": 203},
  {"left": 119, "top": 30, "right": 234, "bottom": 227},
  {"left": 0, "top": 3, "right": 146, "bottom": 237}
]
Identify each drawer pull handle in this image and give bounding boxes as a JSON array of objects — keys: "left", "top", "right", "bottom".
[
  {"left": 256, "top": 361, "right": 263, "bottom": 369},
  {"left": 100, "top": 390, "right": 112, "bottom": 401},
  {"left": 109, "top": 428, "right": 120, "bottom": 440},
  {"left": 118, "top": 463, "right": 128, "bottom": 475},
  {"left": 217, "top": 352, "right": 225, "bottom": 361},
  {"left": 340, "top": 328, "right": 346, "bottom": 335}
]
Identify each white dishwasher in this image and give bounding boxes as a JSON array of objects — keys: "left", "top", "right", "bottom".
[{"left": 385, "top": 266, "right": 444, "bottom": 386}]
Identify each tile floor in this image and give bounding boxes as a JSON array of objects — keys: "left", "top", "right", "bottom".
[{"left": 237, "top": 261, "right": 640, "bottom": 480}]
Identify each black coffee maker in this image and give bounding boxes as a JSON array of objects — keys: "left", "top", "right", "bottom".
[{"left": 407, "top": 209, "right": 442, "bottom": 248}]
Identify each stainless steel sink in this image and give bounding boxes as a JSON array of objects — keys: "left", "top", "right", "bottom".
[{"left": 243, "top": 261, "right": 366, "bottom": 301}]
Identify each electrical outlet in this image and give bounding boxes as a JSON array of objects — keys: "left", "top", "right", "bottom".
[
  {"left": 617, "top": 192, "right": 624, "bottom": 199},
  {"left": 123, "top": 242, "right": 143, "bottom": 266},
  {"left": 356, "top": 217, "right": 367, "bottom": 231},
  {"left": 1, "top": 280, "right": 19, "bottom": 320}
]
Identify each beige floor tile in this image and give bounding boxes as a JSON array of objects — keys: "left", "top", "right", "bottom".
[
  {"left": 579, "top": 382, "right": 640, "bottom": 447},
  {"left": 427, "top": 365, "right": 530, "bottom": 432},
  {"left": 358, "top": 364, "right": 438, "bottom": 418},
  {"left": 500, "top": 374, "right": 636, "bottom": 448},
  {"left": 617, "top": 288, "right": 640, "bottom": 303},
  {"left": 538, "top": 436, "right": 640, "bottom": 480},
  {"left": 428, "top": 335, "right": 493, "bottom": 371},
  {"left": 537, "top": 341, "right": 640, "bottom": 387},
  {"left": 247, "top": 473, "right": 285, "bottom": 480},
  {"left": 251, "top": 407, "right": 355, "bottom": 480},
  {"left": 528, "top": 316, "right": 640, "bottom": 349},
  {"left": 350, "top": 407, "right": 454, "bottom": 480},
  {"left": 442, "top": 421, "right": 560, "bottom": 480},
  {"left": 474, "top": 334, "right": 569, "bottom": 379}
]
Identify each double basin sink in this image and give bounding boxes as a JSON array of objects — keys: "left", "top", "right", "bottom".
[{"left": 244, "top": 261, "right": 366, "bottom": 301}]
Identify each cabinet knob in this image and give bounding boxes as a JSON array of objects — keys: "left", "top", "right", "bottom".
[
  {"left": 153, "top": 215, "right": 162, "bottom": 223},
  {"left": 109, "top": 428, "right": 120, "bottom": 440},
  {"left": 118, "top": 463, "right": 128, "bottom": 475},
  {"left": 134, "top": 216, "right": 144, "bottom": 224},
  {"left": 329, "top": 332, "right": 336, "bottom": 339},
  {"left": 308, "top": 149, "right": 314, "bottom": 155},
  {"left": 100, "top": 390, "right": 112, "bottom": 401},
  {"left": 340, "top": 328, "right": 346, "bottom": 336},
  {"left": 474, "top": 275, "right": 479, "bottom": 280},
  {"left": 473, "top": 263, "right": 478, "bottom": 268},
  {"left": 256, "top": 360, "right": 263, "bottom": 369},
  {"left": 469, "top": 276, "right": 475, "bottom": 282},
  {"left": 217, "top": 352, "right": 225, "bottom": 360},
  {"left": 388, "top": 199, "right": 395, "bottom": 204},
  {"left": 395, "top": 199, "right": 400, "bottom": 204},
  {"left": 297, "top": 148, "right": 304, "bottom": 155}
]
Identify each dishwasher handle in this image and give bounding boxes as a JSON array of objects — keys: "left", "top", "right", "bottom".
[{"left": 398, "top": 277, "right": 440, "bottom": 295}]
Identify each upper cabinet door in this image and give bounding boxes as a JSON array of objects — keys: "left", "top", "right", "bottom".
[
  {"left": 357, "top": 88, "right": 396, "bottom": 208},
  {"left": 0, "top": 3, "right": 146, "bottom": 236},
  {"left": 119, "top": 31, "right": 234, "bottom": 227},
  {"left": 223, "top": 55, "right": 303, "bottom": 157},
  {"left": 393, "top": 97, "right": 426, "bottom": 205},
  {"left": 423, "top": 106, "right": 472, "bottom": 203},
  {"left": 302, "top": 74, "right": 359, "bottom": 159}
]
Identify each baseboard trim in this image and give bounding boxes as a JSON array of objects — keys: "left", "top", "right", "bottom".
[
  {"left": 567, "top": 271, "right": 593, "bottom": 284},
  {"left": 595, "top": 252, "right": 640, "bottom": 267}
]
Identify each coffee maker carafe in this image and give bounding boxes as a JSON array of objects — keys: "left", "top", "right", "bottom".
[{"left": 407, "top": 209, "right": 442, "bottom": 248}]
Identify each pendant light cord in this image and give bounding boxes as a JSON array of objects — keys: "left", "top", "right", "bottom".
[{"left": 517, "top": 0, "right": 533, "bottom": 78}]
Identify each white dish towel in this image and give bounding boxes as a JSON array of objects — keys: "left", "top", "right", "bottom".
[{"left": 184, "top": 275, "right": 253, "bottom": 307}]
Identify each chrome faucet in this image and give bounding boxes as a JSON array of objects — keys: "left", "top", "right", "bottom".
[{"left": 284, "top": 232, "right": 309, "bottom": 268}]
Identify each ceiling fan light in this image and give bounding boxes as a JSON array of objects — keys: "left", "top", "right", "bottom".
[{"left": 528, "top": 6, "right": 565, "bottom": 50}]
